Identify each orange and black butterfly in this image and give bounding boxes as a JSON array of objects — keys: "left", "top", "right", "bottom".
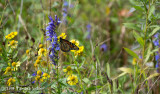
[{"left": 60, "top": 37, "right": 79, "bottom": 52}]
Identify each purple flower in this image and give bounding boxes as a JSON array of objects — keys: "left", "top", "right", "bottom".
[
  {"left": 155, "top": 53, "right": 160, "bottom": 73},
  {"left": 153, "top": 33, "right": 160, "bottom": 73},
  {"left": 100, "top": 44, "right": 107, "bottom": 52},
  {"left": 32, "top": 81, "right": 35, "bottom": 84},
  {"left": 155, "top": 54, "right": 159, "bottom": 61},
  {"left": 70, "top": 4, "right": 74, "bottom": 8},
  {"left": 154, "top": 33, "right": 159, "bottom": 38},
  {"left": 62, "top": 0, "right": 69, "bottom": 24},
  {"left": 46, "top": 15, "right": 60, "bottom": 65},
  {"left": 63, "top": 1, "right": 68, "bottom": 6},
  {"left": 153, "top": 33, "right": 160, "bottom": 46},
  {"left": 32, "top": 72, "right": 36, "bottom": 76},
  {"left": 87, "top": 24, "right": 91, "bottom": 31},
  {"left": 156, "top": 63, "right": 159, "bottom": 68},
  {"left": 86, "top": 24, "right": 91, "bottom": 39},
  {"left": 139, "top": 55, "right": 142, "bottom": 59},
  {"left": 153, "top": 40, "right": 159, "bottom": 46}
]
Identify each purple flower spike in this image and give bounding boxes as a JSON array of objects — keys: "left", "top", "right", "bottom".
[{"left": 46, "top": 15, "right": 60, "bottom": 65}]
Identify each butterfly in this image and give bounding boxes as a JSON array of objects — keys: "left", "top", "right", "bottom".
[{"left": 60, "top": 37, "right": 79, "bottom": 52}]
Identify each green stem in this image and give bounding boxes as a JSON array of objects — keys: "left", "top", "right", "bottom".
[
  {"left": 142, "top": 0, "right": 151, "bottom": 92},
  {"left": 75, "top": 59, "right": 83, "bottom": 90},
  {"left": 142, "top": 0, "right": 150, "bottom": 64},
  {"left": 57, "top": 62, "right": 60, "bottom": 94}
]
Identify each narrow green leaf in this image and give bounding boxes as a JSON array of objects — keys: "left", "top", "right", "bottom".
[
  {"left": 106, "top": 63, "right": 110, "bottom": 78},
  {"left": 150, "top": 48, "right": 159, "bottom": 54},
  {"left": 133, "top": 31, "right": 144, "bottom": 47},
  {"left": 148, "top": 5, "right": 155, "bottom": 19},
  {"left": 144, "top": 44, "right": 151, "bottom": 63},
  {"left": 149, "top": 26, "right": 160, "bottom": 37},
  {"left": 118, "top": 67, "right": 134, "bottom": 74},
  {"left": 113, "top": 72, "right": 127, "bottom": 80},
  {"left": 149, "top": 25, "right": 159, "bottom": 28},
  {"left": 123, "top": 23, "right": 141, "bottom": 31},
  {"left": 146, "top": 73, "right": 160, "bottom": 80},
  {"left": 124, "top": 47, "right": 139, "bottom": 59}
]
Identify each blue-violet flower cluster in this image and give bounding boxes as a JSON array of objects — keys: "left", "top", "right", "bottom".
[
  {"left": 46, "top": 15, "right": 61, "bottom": 65},
  {"left": 62, "top": 1, "right": 68, "bottom": 24},
  {"left": 153, "top": 33, "right": 160, "bottom": 73}
]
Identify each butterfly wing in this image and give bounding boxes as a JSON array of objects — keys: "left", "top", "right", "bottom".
[
  {"left": 69, "top": 43, "right": 79, "bottom": 50},
  {"left": 60, "top": 38, "right": 71, "bottom": 52},
  {"left": 60, "top": 38, "right": 79, "bottom": 52}
]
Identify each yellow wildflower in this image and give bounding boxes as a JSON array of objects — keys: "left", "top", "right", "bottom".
[
  {"left": 5, "top": 34, "right": 11, "bottom": 39},
  {"left": 132, "top": 58, "right": 137, "bottom": 65},
  {"left": 70, "top": 40, "right": 79, "bottom": 47},
  {"left": 36, "top": 59, "right": 40, "bottom": 64},
  {"left": 34, "top": 63, "right": 38, "bottom": 69},
  {"left": 106, "top": 6, "right": 110, "bottom": 16},
  {"left": 10, "top": 31, "right": 18, "bottom": 36},
  {"left": 40, "top": 78, "right": 44, "bottom": 82},
  {"left": 35, "top": 76, "right": 44, "bottom": 82},
  {"left": 42, "top": 73, "right": 50, "bottom": 79},
  {"left": 7, "top": 78, "right": 16, "bottom": 86},
  {"left": 39, "top": 44, "right": 43, "bottom": 48},
  {"left": 63, "top": 66, "right": 73, "bottom": 75},
  {"left": 12, "top": 62, "right": 17, "bottom": 67},
  {"left": 58, "top": 33, "right": 67, "bottom": 40},
  {"left": 37, "top": 70, "right": 42, "bottom": 76},
  {"left": 26, "top": 49, "right": 30, "bottom": 55},
  {"left": 5, "top": 31, "right": 18, "bottom": 39},
  {"left": 67, "top": 75, "right": 78, "bottom": 85},
  {"left": 14, "top": 61, "right": 20, "bottom": 71},
  {"left": 38, "top": 48, "right": 47, "bottom": 56},
  {"left": 35, "top": 76, "right": 41, "bottom": 81},
  {"left": 41, "top": 61, "right": 47, "bottom": 67},
  {"left": 8, "top": 40, "right": 18, "bottom": 48},
  {"left": 4, "top": 67, "right": 11, "bottom": 75},
  {"left": 37, "top": 56, "right": 42, "bottom": 60},
  {"left": 74, "top": 46, "right": 84, "bottom": 56}
]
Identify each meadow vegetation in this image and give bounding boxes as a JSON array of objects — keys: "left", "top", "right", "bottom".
[{"left": 0, "top": 0, "right": 160, "bottom": 94}]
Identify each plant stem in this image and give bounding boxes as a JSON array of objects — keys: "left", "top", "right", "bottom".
[
  {"left": 142, "top": 0, "right": 150, "bottom": 64},
  {"left": 142, "top": 0, "right": 151, "bottom": 92},
  {"left": 57, "top": 62, "right": 60, "bottom": 94}
]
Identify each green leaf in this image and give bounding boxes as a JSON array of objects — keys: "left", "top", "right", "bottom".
[
  {"left": 149, "top": 25, "right": 159, "bottom": 28},
  {"left": 124, "top": 47, "right": 139, "bottom": 59},
  {"left": 144, "top": 44, "right": 151, "bottom": 63},
  {"left": 148, "top": 26, "right": 160, "bottom": 37},
  {"left": 133, "top": 6, "right": 144, "bottom": 11},
  {"left": 150, "top": 48, "right": 159, "bottom": 54},
  {"left": 133, "top": 31, "right": 144, "bottom": 47},
  {"left": 146, "top": 73, "right": 160, "bottom": 80},
  {"left": 113, "top": 72, "right": 127, "bottom": 80},
  {"left": 106, "top": 63, "right": 110, "bottom": 78},
  {"left": 82, "top": 78, "right": 92, "bottom": 84},
  {"left": 123, "top": 23, "right": 141, "bottom": 31},
  {"left": 148, "top": 5, "right": 155, "bottom": 19},
  {"left": 86, "top": 86, "right": 101, "bottom": 91},
  {"left": 118, "top": 67, "right": 134, "bottom": 74}
]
